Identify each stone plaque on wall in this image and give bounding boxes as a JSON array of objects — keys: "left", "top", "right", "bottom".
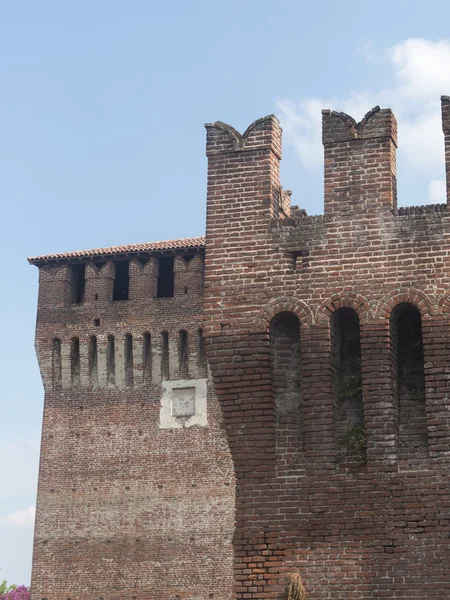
[{"left": 160, "top": 378, "right": 207, "bottom": 429}]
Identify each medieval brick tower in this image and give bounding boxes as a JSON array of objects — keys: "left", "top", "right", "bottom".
[{"left": 29, "top": 98, "right": 450, "bottom": 599}]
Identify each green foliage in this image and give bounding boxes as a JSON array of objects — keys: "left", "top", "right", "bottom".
[
  {"left": 0, "top": 582, "right": 16, "bottom": 595},
  {"left": 337, "top": 376, "right": 362, "bottom": 403},
  {"left": 342, "top": 424, "right": 367, "bottom": 463},
  {"left": 337, "top": 376, "right": 366, "bottom": 464}
]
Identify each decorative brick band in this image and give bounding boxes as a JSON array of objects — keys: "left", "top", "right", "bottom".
[
  {"left": 437, "top": 289, "right": 450, "bottom": 314},
  {"left": 315, "top": 293, "right": 372, "bottom": 323},
  {"left": 255, "top": 296, "right": 314, "bottom": 330},
  {"left": 374, "top": 288, "right": 434, "bottom": 319}
]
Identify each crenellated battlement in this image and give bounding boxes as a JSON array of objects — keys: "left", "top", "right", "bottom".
[
  {"left": 322, "top": 105, "right": 398, "bottom": 214},
  {"left": 203, "top": 98, "right": 450, "bottom": 226},
  {"left": 321, "top": 105, "right": 398, "bottom": 144},
  {"left": 205, "top": 114, "right": 282, "bottom": 157}
]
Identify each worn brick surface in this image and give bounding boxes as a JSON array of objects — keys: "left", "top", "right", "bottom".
[
  {"left": 30, "top": 97, "right": 450, "bottom": 600},
  {"left": 203, "top": 100, "right": 450, "bottom": 599},
  {"left": 30, "top": 256, "right": 235, "bottom": 600}
]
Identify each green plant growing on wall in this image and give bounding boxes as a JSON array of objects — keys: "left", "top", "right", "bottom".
[
  {"left": 287, "top": 573, "right": 307, "bottom": 600},
  {"left": 342, "top": 424, "right": 367, "bottom": 463},
  {"left": 337, "top": 375, "right": 366, "bottom": 463},
  {"left": 337, "top": 376, "right": 362, "bottom": 403}
]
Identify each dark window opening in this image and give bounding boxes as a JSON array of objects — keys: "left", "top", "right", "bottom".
[
  {"left": 391, "top": 304, "right": 428, "bottom": 464},
  {"left": 198, "top": 329, "right": 207, "bottom": 377},
  {"left": 52, "top": 338, "right": 62, "bottom": 390},
  {"left": 93, "top": 261, "right": 106, "bottom": 270},
  {"left": 71, "top": 337, "right": 80, "bottom": 387},
  {"left": 71, "top": 264, "right": 86, "bottom": 304},
  {"left": 89, "top": 336, "right": 98, "bottom": 386},
  {"left": 157, "top": 257, "right": 174, "bottom": 298},
  {"left": 331, "top": 308, "right": 364, "bottom": 464},
  {"left": 94, "top": 293, "right": 98, "bottom": 301},
  {"left": 183, "top": 254, "right": 195, "bottom": 264},
  {"left": 137, "top": 255, "right": 150, "bottom": 267},
  {"left": 269, "top": 312, "right": 303, "bottom": 469},
  {"left": 161, "top": 332, "right": 170, "bottom": 379},
  {"left": 143, "top": 333, "right": 151, "bottom": 383},
  {"left": 125, "top": 334, "right": 134, "bottom": 387},
  {"left": 107, "top": 335, "right": 115, "bottom": 385},
  {"left": 179, "top": 330, "right": 188, "bottom": 377},
  {"left": 291, "top": 250, "right": 309, "bottom": 271},
  {"left": 270, "top": 312, "right": 302, "bottom": 422},
  {"left": 113, "top": 261, "right": 129, "bottom": 301},
  {"left": 184, "top": 286, "right": 188, "bottom": 294}
]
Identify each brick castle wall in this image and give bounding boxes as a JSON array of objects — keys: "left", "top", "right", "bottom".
[
  {"left": 31, "top": 254, "right": 235, "bottom": 600},
  {"left": 203, "top": 100, "right": 450, "bottom": 599},
  {"left": 30, "top": 96, "right": 450, "bottom": 599}
]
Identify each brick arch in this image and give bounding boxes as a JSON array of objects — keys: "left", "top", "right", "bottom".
[
  {"left": 86, "top": 260, "right": 111, "bottom": 275},
  {"left": 163, "top": 324, "right": 197, "bottom": 337},
  {"left": 39, "top": 264, "right": 69, "bottom": 281},
  {"left": 256, "top": 297, "right": 314, "bottom": 331},
  {"left": 437, "top": 289, "right": 450, "bottom": 314},
  {"left": 374, "top": 288, "right": 434, "bottom": 319},
  {"left": 315, "top": 293, "right": 372, "bottom": 324},
  {"left": 205, "top": 115, "right": 279, "bottom": 152}
]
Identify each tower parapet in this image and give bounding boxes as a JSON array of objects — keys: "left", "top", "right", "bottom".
[{"left": 322, "top": 106, "right": 398, "bottom": 215}]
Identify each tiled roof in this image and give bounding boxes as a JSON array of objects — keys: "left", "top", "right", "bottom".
[{"left": 28, "top": 236, "right": 206, "bottom": 264}]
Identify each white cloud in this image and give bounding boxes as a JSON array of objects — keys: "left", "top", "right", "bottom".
[
  {"left": 401, "top": 109, "right": 444, "bottom": 169},
  {"left": 279, "top": 92, "right": 377, "bottom": 170},
  {"left": 2, "top": 506, "right": 35, "bottom": 528},
  {"left": 387, "top": 38, "right": 450, "bottom": 101},
  {"left": 428, "top": 178, "right": 447, "bottom": 203},
  {"left": 279, "top": 98, "right": 324, "bottom": 169},
  {"left": 277, "top": 38, "right": 449, "bottom": 199}
]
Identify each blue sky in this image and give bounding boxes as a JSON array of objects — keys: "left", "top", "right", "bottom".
[{"left": 1, "top": 0, "right": 450, "bottom": 585}]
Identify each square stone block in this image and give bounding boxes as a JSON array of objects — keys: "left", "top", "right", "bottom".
[
  {"left": 172, "top": 387, "right": 196, "bottom": 417},
  {"left": 160, "top": 378, "right": 207, "bottom": 429}
]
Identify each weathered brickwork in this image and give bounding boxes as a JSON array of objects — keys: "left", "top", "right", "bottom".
[
  {"left": 30, "top": 248, "right": 235, "bottom": 600},
  {"left": 30, "top": 97, "right": 450, "bottom": 599},
  {"left": 202, "top": 100, "right": 450, "bottom": 599}
]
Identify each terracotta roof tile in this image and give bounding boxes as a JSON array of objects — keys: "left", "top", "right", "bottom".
[{"left": 28, "top": 236, "right": 205, "bottom": 264}]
